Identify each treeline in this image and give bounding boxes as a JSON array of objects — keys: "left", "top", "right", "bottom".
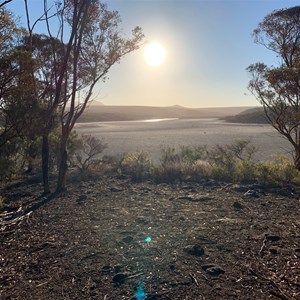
[{"left": 0, "top": 1, "right": 143, "bottom": 193}]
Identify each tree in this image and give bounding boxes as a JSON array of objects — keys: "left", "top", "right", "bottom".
[
  {"left": 53, "top": 1, "right": 143, "bottom": 192},
  {"left": 21, "top": 0, "right": 144, "bottom": 192},
  {"left": 247, "top": 6, "right": 300, "bottom": 170}
]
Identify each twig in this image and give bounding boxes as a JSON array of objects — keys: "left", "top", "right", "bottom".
[
  {"left": 36, "top": 276, "right": 52, "bottom": 287},
  {"left": 189, "top": 272, "right": 199, "bottom": 286},
  {"left": 259, "top": 237, "right": 267, "bottom": 256}
]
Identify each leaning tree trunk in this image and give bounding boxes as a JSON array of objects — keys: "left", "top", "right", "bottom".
[
  {"left": 56, "top": 132, "right": 68, "bottom": 193},
  {"left": 42, "top": 134, "right": 50, "bottom": 194}
]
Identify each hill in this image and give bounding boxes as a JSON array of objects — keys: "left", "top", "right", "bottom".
[
  {"left": 78, "top": 105, "right": 254, "bottom": 122},
  {"left": 222, "top": 107, "right": 268, "bottom": 124}
]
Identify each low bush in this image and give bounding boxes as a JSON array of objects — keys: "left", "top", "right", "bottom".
[
  {"left": 256, "top": 155, "right": 300, "bottom": 186},
  {"left": 208, "top": 139, "right": 258, "bottom": 182},
  {"left": 120, "top": 151, "right": 153, "bottom": 181},
  {"left": 71, "top": 134, "right": 107, "bottom": 173}
]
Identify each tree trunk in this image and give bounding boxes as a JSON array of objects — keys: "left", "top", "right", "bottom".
[
  {"left": 56, "top": 134, "right": 68, "bottom": 193},
  {"left": 294, "top": 148, "right": 300, "bottom": 171},
  {"left": 42, "top": 134, "right": 50, "bottom": 194}
]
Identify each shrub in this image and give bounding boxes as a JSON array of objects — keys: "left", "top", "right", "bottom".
[
  {"left": 234, "top": 160, "right": 257, "bottom": 183},
  {"left": 256, "top": 155, "right": 300, "bottom": 186},
  {"left": 180, "top": 145, "right": 208, "bottom": 163},
  {"left": 71, "top": 134, "right": 107, "bottom": 173},
  {"left": 154, "top": 161, "right": 185, "bottom": 183},
  {"left": 156, "top": 145, "right": 210, "bottom": 183},
  {"left": 120, "top": 151, "right": 153, "bottom": 181},
  {"left": 208, "top": 139, "right": 257, "bottom": 182}
]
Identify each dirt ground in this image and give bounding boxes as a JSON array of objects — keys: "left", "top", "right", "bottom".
[{"left": 1, "top": 176, "right": 300, "bottom": 299}]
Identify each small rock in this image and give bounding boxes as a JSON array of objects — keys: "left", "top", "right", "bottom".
[
  {"left": 135, "top": 217, "right": 148, "bottom": 225},
  {"left": 114, "top": 265, "right": 122, "bottom": 273},
  {"left": 178, "top": 195, "right": 211, "bottom": 202},
  {"left": 206, "top": 266, "right": 225, "bottom": 276},
  {"left": 178, "top": 195, "right": 193, "bottom": 200},
  {"left": 269, "top": 247, "right": 278, "bottom": 255},
  {"left": 265, "top": 235, "right": 281, "bottom": 242},
  {"left": 101, "top": 265, "right": 112, "bottom": 273},
  {"left": 122, "top": 236, "right": 133, "bottom": 243},
  {"left": 112, "top": 273, "right": 128, "bottom": 284},
  {"left": 111, "top": 187, "right": 124, "bottom": 192},
  {"left": 233, "top": 201, "right": 244, "bottom": 209},
  {"left": 244, "top": 190, "right": 259, "bottom": 197},
  {"left": 77, "top": 195, "right": 87, "bottom": 204},
  {"left": 201, "top": 263, "right": 215, "bottom": 271},
  {"left": 183, "top": 244, "right": 205, "bottom": 256}
]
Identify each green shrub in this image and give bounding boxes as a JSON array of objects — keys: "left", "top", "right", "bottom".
[
  {"left": 120, "top": 151, "right": 153, "bottom": 181},
  {"left": 180, "top": 145, "right": 208, "bottom": 163},
  {"left": 256, "top": 155, "right": 300, "bottom": 186},
  {"left": 234, "top": 160, "right": 257, "bottom": 183},
  {"left": 208, "top": 139, "right": 257, "bottom": 182}
]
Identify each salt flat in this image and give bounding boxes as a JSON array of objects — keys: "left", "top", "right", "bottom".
[{"left": 75, "top": 118, "right": 291, "bottom": 162}]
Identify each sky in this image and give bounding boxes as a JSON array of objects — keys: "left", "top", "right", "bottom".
[{"left": 6, "top": 0, "right": 299, "bottom": 108}]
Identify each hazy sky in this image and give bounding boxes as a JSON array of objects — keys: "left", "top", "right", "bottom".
[{"left": 7, "top": 0, "right": 299, "bottom": 108}]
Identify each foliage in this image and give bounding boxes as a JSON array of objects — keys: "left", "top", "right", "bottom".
[
  {"left": 248, "top": 6, "right": 300, "bottom": 170},
  {"left": 256, "top": 155, "right": 300, "bottom": 186},
  {"left": 120, "top": 151, "right": 153, "bottom": 181},
  {"left": 0, "top": 136, "right": 40, "bottom": 180},
  {"left": 208, "top": 139, "right": 257, "bottom": 182},
  {"left": 0, "top": 2, "right": 144, "bottom": 192},
  {"left": 71, "top": 134, "right": 107, "bottom": 173}
]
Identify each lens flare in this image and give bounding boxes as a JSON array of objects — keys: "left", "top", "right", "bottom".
[
  {"left": 145, "top": 236, "right": 152, "bottom": 243},
  {"left": 135, "top": 280, "right": 146, "bottom": 300}
]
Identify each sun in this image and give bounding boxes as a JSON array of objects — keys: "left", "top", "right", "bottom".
[{"left": 144, "top": 42, "right": 166, "bottom": 66}]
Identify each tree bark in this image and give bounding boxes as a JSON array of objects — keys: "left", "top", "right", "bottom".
[
  {"left": 42, "top": 134, "right": 50, "bottom": 194},
  {"left": 56, "top": 133, "right": 68, "bottom": 193}
]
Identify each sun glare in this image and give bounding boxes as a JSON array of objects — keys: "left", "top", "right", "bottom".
[{"left": 144, "top": 42, "right": 166, "bottom": 66}]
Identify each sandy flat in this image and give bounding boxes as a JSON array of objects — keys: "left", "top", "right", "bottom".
[{"left": 74, "top": 118, "right": 291, "bottom": 162}]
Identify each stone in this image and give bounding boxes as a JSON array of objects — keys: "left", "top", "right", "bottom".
[
  {"left": 112, "top": 273, "right": 128, "bottom": 284},
  {"left": 206, "top": 266, "right": 225, "bottom": 276},
  {"left": 265, "top": 235, "right": 281, "bottom": 242},
  {"left": 269, "top": 247, "right": 278, "bottom": 255},
  {"left": 111, "top": 186, "right": 124, "bottom": 192},
  {"left": 244, "top": 190, "right": 259, "bottom": 198},
  {"left": 233, "top": 201, "right": 244, "bottom": 209},
  {"left": 77, "top": 195, "right": 87, "bottom": 205},
  {"left": 183, "top": 244, "right": 205, "bottom": 256},
  {"left": 122, "top": 236, "right": 133, "bottom": 243}
]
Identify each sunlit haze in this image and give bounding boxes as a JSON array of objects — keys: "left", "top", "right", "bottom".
[{"left": 7, "top": 0, "right": 298, "bottom": 108}]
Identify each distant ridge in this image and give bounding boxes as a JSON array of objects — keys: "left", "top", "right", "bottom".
[
  {"left": 78, "top": 105, "right": 255, "bottom": 123},
  {"left": 223, "top": 107, "right": 268, "bottom": 124}
]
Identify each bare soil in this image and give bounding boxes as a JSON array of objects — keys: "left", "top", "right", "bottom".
[{"left": 1, "top": 176, "right": 300, "bottom": 299}]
